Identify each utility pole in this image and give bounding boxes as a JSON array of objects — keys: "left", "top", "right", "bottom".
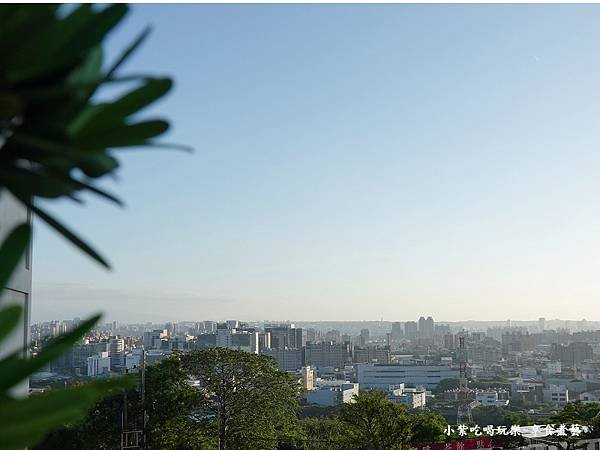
[
  {"left": 140, "top": 349, "right": 146, "bottom": 448},
  {"left": 456, "top": 334, "right": 475, "bottom": 424},
  {"left": 121, "top": 352, "right": 144, "bottom": 449}
]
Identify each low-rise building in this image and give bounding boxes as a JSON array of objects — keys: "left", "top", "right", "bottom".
[
  {"left": 357, "top": 363, "right": 459, "bottom": 390},
  {"left": 543, "top": 384, "right": 569, "bottom": 405},
  {"left": 388, "top": 386, "right": 426, "bottom": 408},
  {"left": 305, "top": 381, "right": 359, "bottom": 407},
  {"left": 580, "top": 390, "right": 600, "bottom": 403},
  {"left": 475, "top": 390, "right": 509, "bottom": 406}
]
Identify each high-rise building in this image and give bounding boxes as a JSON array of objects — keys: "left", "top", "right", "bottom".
[
  {"left": 360, "top": 329, "right": 370, "bottom": 342},
  {"left": 263, "top": 348, "right": 303, "bottom": 371},
  {"left": 203, "top": 321, "right": 217, "bottom": 333},
  {"left": 265, "top": 324, "right": 303, "bottom": 349},
  {"left": 226, "top": 320, "right": 239, "bottom": 330},
  {"left": 418, "top": 316, "right": 434, "bottom": 337},
  {"left": 109, "top": 337, "right": 125, "bottom": 372},
  {"left": 324, "top": 329, "right": 341, "bottom": 344},
  {"left": 215, "top": 323, "right": 259, "bottom": 353},
  {"left": 538, "top": 317, "right": 546, "bottom": 332},
  {"left": 143, "top": 329, "right": 166, "bottom": 349},
  {"left": 258, "top": 331, "right": 271, "bottom": 352},
  {"left": 216, "top": 324, "right": 233, "bottom": 348},
  {"left": 391, "top": 322, "right": 404, "bottom": 339},
  {"left": 353, "top": 346, "right": 390, "bottom": 364},
  {"left": 306, "top": 328, "right": 318, "bottom": 343},
  {"left": 304, "top": 341, "right": 352, "bottom": 369},
  {"left": 551, "top": 342, "right": 593, "bottom": 367},
  {"left": 443, "top": 333, "right": 455, "bottom": 350},
  {"left": 426, "top": 316, "right": 434, "bottom": 336},
  {"left": 418, "top": 317, "right": 426, "bottom": 336},
  {"left": 302, "top": 366, "right": 314, "bottom": 391},
  {"left": 404, "top": 321, "right": 418, "bottom": 339},
  {"left": 502, "top": 332, "right": 535, "bottom": 354}
]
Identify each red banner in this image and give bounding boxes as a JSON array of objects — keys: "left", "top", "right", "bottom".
[{"left": 413, "top": 437, "right": 493, "bottom": 450}]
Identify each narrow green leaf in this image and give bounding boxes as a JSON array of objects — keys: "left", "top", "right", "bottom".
[
  {"left": 0, "top": 377, "right": 133, "bottom": 450},
  {"left": 0, "top": 305, "right": 22, "bottom": 343},
  {"left": 0, "top": 5, "right": 58, "bottom": 62},
  {"left": 68, "top": 78, "right": 172, "bottom": 139},
  {"left": 79, "top": 153, "right": 119, "bottom": 178},
  {"left": 106, "top": 25, "right": 152, "bottom": 78},
  {"left": 6, "top": 4, "right": 128, "bottom": 82},
  {"left": 0, "top": 223, "right": 31, "bottom": 288},
  {"left": 67, "top": 177, "right": 124, "bottom": 206},
  {"left": 18, "top": 75, "right": 154, "bottom": 101},
  {"left": 79, "top": 120, "right": 170, "bottom": 148},
  {"left": 0, "top": 314, "right": 101, "bottom": 392},
  {"left": 5, "top": 4, "right": 95, "bottom": 81},
  {"left": 141, "top": 141, "right": 194, "bottom": 153},
  {"left": 0, "top": 166, "right": 121, "bottom": 206},
  {"left": 0, "top": 167, "right": 74, "bottom": 199}
]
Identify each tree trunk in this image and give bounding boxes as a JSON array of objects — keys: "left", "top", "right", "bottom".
[{"left": 218, "top": 407, "right": 226, "bottom": 450}]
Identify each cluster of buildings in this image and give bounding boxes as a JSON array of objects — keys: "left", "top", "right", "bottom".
[{"left": 30, "top": 314, "right": 600, "bottom": 414}]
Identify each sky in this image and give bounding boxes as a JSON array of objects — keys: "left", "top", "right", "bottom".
[{"left": 32, "top": 4, "right": 600, "bottom": 323}]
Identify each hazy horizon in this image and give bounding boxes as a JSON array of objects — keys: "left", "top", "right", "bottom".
[{"left": 32, "top": 4, "right": 600, "bottom": 323}]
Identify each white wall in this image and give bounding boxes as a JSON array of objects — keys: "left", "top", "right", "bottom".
[{"left": 0, "top": 191, "right": 32, "bottom": 398}]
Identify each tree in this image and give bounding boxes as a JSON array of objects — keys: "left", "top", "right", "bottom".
[
  {"left": 34, "top": 355, "right": 213, "bottom": 450},
  {"left": 433, "top": 378, "right": 460, "bottom": 395},
  {"left": 409, "top": 411, "right": 448, "bottom": 444},
  {"left": 180, "top": 348, "right": 304, "bottom": 450},
  {"left": 472, "top": 406, "right": 533, "bottom": 428},
  {"left": 302, "top": 418, "right": 347, "bottom": 450},
  {"left": 0, "top": 4, "right": 185, "bottom": 448},
  {"left": 144, "top": 355, "right": 214, "bottom": 449},
  {"left": 338, "top": 390, "right": 413, "bottom": 450},
  {"left": 543, "top": 402, "right": 600, "bottom": 450}
]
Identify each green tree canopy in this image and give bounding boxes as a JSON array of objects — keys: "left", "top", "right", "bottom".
[
  {"left": 302, "top": 417, "right": 347, "bottom": 450},
  {"left": 180, "top": 348, "right": 303, "bottom": 450},
  {"left": 409, "top": 411, "right": 448, "bottom": 444},
  {"left": 338, "top": 390, "right": 413, "bottom": 450},
  {"left": 544, "top": 402, "right": 600, "bottom": 450}
]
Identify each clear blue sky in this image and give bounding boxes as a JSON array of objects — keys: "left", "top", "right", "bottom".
[{"left": 33, "top": 4, "right": 600, "bottom": 323}]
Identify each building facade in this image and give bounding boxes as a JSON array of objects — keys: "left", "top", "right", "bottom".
[
  {"left": 357, "top": 363, "right": 459, "bottom": 390},
  {"left": 0, "top": 192, "right": 33, "bottom": 397}
]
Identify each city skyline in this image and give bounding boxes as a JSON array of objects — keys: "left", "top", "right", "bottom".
[{"left": 32, "top": 4, "right": 600, "bottom": 322}]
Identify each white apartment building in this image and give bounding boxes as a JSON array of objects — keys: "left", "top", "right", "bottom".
[
  {"left": 305, "top": 381, "right": 359, "bottom": 407},
  {"left": 388, "top": 386, "right": 427, "bottom": 408},
  {"left": 110, "top": 337, "right": 125, "bottom": 372},
  {"left": 356, "top": 363, "right": 459, "bottom": 390},
  {"left": 302, "top": 366, "right": 314, "bottom": 391},
  {"left": 475, "top": 390, "right": 509, "bottom": 406},
  {"left": 87, "top": 352, "right": 111, "bottom": 377},
  {"left": 125, "top": 348, "right": 144, "bottom": 372}
]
